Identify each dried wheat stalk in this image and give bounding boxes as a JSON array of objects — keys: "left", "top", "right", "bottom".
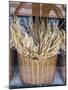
[{"left": 10, "top": 16, "right": 65, "bottom": 60}]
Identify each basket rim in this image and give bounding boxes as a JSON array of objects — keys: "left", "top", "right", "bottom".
[{"left": 18, "top": 53, "right": 57, "bottom": 62}]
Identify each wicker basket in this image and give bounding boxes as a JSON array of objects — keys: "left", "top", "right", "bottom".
[{"left": 18, "top": 54, "right": 57, "bottom": 85}]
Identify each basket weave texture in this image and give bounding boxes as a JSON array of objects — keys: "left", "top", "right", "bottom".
[{"left": 18, "top": 54, "right": 57, "bottom": 84}]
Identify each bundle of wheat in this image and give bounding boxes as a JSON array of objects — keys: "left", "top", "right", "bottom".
[{"left": 10, "top": 17, "right": 65, "bottom": 60}]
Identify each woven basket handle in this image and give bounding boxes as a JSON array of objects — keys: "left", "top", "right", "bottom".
[{"left": 14, "top": 3, "right": 64, "bottom": 18}]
